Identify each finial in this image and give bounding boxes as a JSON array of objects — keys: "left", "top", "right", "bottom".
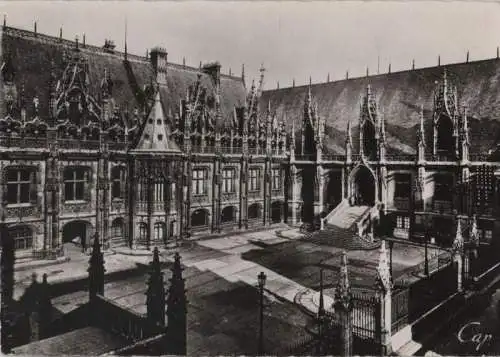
[
  {"left": 438, "top": 55, "right": 441, "bottom": 66},
  {"left": 292, "top": 78, "right": 295, "bottom": 87},
  {"left": 146, "top": 49, "right": 149, "bottom": 59},
  {"left": 470, "top": 214, "right": 479, "bottom": 246},
  {"left": 182, "top": 57, "right": 185, "bottom": 67},
  {"left": 388, "top": 63, "right": 391, "bottom": 74},
  {"left": 199, "top": 61, "right": 202, "bottom": 69},
  {"left": 366, "top": 67, "right": 369, "bottom": 77},
  {"left": 229, "top": 67, "right": 232, "bottom": 76},
  {"left": 466, "top": 50, "right": 469, "bottom": 63},
  {"left": 452, "top": 218, "right": 464, "bottom": 257},
  {"left": 34, "top": 21, "right": 37, "bottom": 35},
  {"left": 59, "top": 27, "right": 62, "bottom": 40},
  {"left": 327, "top": 73, "right": 330, "bottom": 83},
  {"left": 83, "top": 33, "right": 86, "bottom": 46},
  {"left": 75, "top": 35, "right": 79, "bottom": 49},
  {"left": 420, "top": 104, "right": 425, "bottom": 134},
  {"left": 346, "top": 70, "right": 349, "bottom": 80},
  {"left": 309, "top": 76, "right": 312, "bottom": 86},
  {"left": 3, "top": 14, "right": 6, "bottom": 28},
  {"left": 335, "top": 251, "right": 351, "bottom": 310},
  {"left": 277, "top": 81, "right": 279, "bottom": 89},
  {"left": 497, "top": 46, "right": 499, "bottom": 59},
  {"left": 412, "top": 59, "right": 415, "bottom": 70},
  {"left": 241, "top": 63, "right": 245, "bottom": 83},
  {"left": 376, "top": 241, "right": 391, "bottom": 292},
  {"left": 377, "top": 55, "right": 380, "bottom": 75},
  {"left": 124, "top": 17, "right": 128, "bottom": 60}
]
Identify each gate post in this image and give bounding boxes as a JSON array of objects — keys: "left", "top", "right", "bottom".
[
  {"left": 334, "top": 252, "right": 353, "bottom": 357},
  {"left": 452, "top": 219, "right": 465, "bottom": 292},
  {"left": 375, "top": 241, "right": 393, "bottom": 356}
]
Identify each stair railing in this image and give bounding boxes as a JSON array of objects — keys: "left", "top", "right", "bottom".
[
  {"left": 323, "top": 199, "right": 349, "bottom": 225},
  {"left": 355, "top": 205, "right": 379, "bottom": 243}
]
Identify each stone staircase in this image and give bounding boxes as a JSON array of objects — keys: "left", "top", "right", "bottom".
[{"left": 307, "top": 203, "right": 380, "bottom": 251}]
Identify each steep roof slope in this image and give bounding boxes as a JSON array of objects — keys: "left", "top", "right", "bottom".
[
  {"left": 261, "top": 59, "right": 500, "bottom": 155},
  {"left": 0, "top": 26, "right": 246, "bottom": 130}
]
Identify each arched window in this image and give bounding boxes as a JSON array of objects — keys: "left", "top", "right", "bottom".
[
  {"left": 8, "top": 226, "right": 33, "bottom": 251},
  {"left": 111, "top": 218, "right": 124, "bottom": 238},
  {"left": 138, "top": 223, "right": 148, "bottom": 241},
  {"left": 221, "top": 206, "right": 236, "bottom": 223},
  {"left": 191, "top": 209, "right": 209, "bottom": 227},
  {"left": 248, "top": 203, "right": 261, "bottom": 220},
  {"left": 362, "top": 121, "right": 377, "bottom": 160},
  {"left": 437, "top": 115, "right": 454, "bottom": 155},
  {"left": 111, "top": 166, "right": 126, "bottom": 200},
  {"left": 154, "top": 222, "right": 165, "bottom": 241}
]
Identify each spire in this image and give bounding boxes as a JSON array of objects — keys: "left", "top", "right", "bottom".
[
  {"left": 3, "top": 14, "right": 6, "bottom": 28},
  {"left": 366, "top": 67, "right": 369, "bottom": 77},
  {"left": 412, "top": 59, "right": 415, "bottom": 70},
  {"left": 452, "top": 219, "right": 464, "bottom": 257},
  {"left": 388, "top": 63, "right": 391, "bottom": 74},
  {"left": 59, "top": 27, "right": 62, "bottom": 40},
  {"left": 83, "top": 33, "right": 86, "bottom": 47},
  {"left": 182, "top": 57, "right": 186, "bottom": 67},
  {"left": 88, "top": 234, "right": 105, "bottom": 300},
  {"left": 146, "top": 247, "right": 166, "bottom": 326},
  {"left": 291, "top": 117, "right": 296, "bottom": 149},
  {"left": 124, "top": 18, "right": 128, "bottom": 60},
  {"left": 346, "top": 120, "right": 352, "bottom": 145},
  {"left": 418, "top": 104, "right": 425, "bottom": 146},
  {"left": 75, "top": 35, "right": 79, "bottom": 50},
  {"left": 327, "top": 73, "right": 330, "bottom": 83},
  {"left": 438, "top": 55, "right": 441, "bottom": 66},
  {"left": 229, "top": 67, "right": 232, "bottom": 76},
  {"left": 258, "top": 63, "right": 266, "bottom": 95},
  {"left": 335, "top": 251, "right": 352, "bottom": 310},
  {"left": 376, "top": 241, "right": 391, "bottom": 292},
  {"left": 277, "top": 81, "right": 279, "bottom": 89},
  {"left": 346, "top": 70, "right": 349, "bottom": 80},
  {"left": 470, "top": 215, "right": 479, "bottom": 246},
  {"left": 497, "top": 46, "right": 499, "bottom": 59},
  {"left": 166, "top": 252, "right": 187, "bottom": 356},
  {"left": 292, "top": 78, "right": 295, "bottom": 87},
  {"left": 466, "top": 50, "right": 469, "bottom": 63},
  {"left": 379, "top": 111, "right": 386, "bottom": 143},
  {"left": 34, "top": 21, "right": 37, "bottom": 35}
]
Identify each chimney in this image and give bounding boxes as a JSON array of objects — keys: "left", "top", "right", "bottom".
[
  {"left": 150, "top": 47, "right": 168, "bottom": 85},
  {"left": 103, "top": 39, "right": 116, "bottom": 53},
  {"left": 202, "top": 61, "right": 221, "bottom": 89}
]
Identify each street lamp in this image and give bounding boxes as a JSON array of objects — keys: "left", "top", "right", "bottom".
[{"left": 257, "top": 271, "right": 267, "bottom": 355}]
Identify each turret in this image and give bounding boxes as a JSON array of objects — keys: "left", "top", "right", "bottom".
[{"left": 150, "top": 47, "right": 168, "bottom": 86}]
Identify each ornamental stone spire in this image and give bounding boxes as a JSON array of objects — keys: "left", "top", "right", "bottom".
[
  {"left": 335, "top": 251, "right": 352, "bottom": 311},
  {"left": 146, "top": 247, "right": 166, "bottom": 327},
  {"left": 88, "top": 234, "right": 105, "bottom": 300},
  {"left": 452, "top": 219, "right": 464, "bottom": 258},
  {"left": 376, "top": 241, "right": 391, "bottom": 292},
  {"left": 470, "top": 215, "right": 479, "bottom": 247}
]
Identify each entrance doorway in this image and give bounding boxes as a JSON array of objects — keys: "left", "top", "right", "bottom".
[
  {"left": 62, "top": 220, "right": 93, "bottom": 249},
  {"left": 351, "top": 166, "right": 376, "bottom": 206},
  {"left": 271, "top": 201, "right": 283, "bottom": 223}
]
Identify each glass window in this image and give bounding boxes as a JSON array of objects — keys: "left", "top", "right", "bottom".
[
  {"left": 396, "top": 216, "right": 410, "bottom": 229},
  {"left": 272, "top": 168, "right": 281, "bottom": 190},
  {"left": 111, "top": 167, "right": 126, "bottom": 200},
  {"left": 434, "top": 174, "right": 453, "bottom": 201},
  {"left": 138, "top": 223, "right": 148, "bottom": 240},
  {"left": 64, "top": 167, "right": 89, "bottom": 201},
  {"left": 394, "top": 173, "right": 411, "bottom": 198},
  {"left": 249, "top": 168, "right": 261, "bottom": 192},
  {"left": 5, "top": 168, "right": 35, "bottom": 204},
  {"left": 154, "top": 222, "right": 165, "bottom": 241},
  {"left": 9, "top": 226, "right": 33, "bottom": 251},
  {"left": 222, "top": 168, "right": 235, "bottom": 193},
  {"left": 192, "top": 168, "right": 207, "bottom": 195}
]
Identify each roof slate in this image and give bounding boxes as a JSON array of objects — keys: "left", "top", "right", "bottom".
[
  {"left": 0, "top": 26, "right": 246, "bottom": 129},
  {"left": 261, "top": 59, "right": 500, "bottom": 155}
]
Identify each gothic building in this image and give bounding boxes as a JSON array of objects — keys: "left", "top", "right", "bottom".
[
  {"left": 0, "top": 24, "right": 287, "bottom": 261},
  {"left": 1, "top": 23, "right": 500, "bottom": 263}
]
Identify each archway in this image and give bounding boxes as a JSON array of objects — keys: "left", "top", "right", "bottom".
[
  {"left": 111, "top": 218, "right": 125, "bottom": 244},
  {"left": 326, "top": 171, "right": 343, "bottom": 211},
  {"left": 221, "top": 206, "right": 236, "bottom": 223},
  {"left": 271, "top": 201, "right": 283, "bottom": 223},
  {"left": 248, "top": 203, "right": 261, "bottom": 220},
  {"left": 191, "top": 209, "right": 209, "bottom": 227},
  {"left": 351, "top": 165, "right": 376, "bottom": 206},
  {"left": 62, "top": 220, "right": 92, "bottom": 247}
]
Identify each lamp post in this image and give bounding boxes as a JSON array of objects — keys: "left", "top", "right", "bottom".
[{"left": 257, "top": 271, "right": 267, "bottom": 355}]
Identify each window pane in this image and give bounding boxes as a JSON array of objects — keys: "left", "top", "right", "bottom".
[
  {"left": 75, "top": 168, "right": 85, "bottom": 180},
  {"left": 75, "top": 182, "right": 84, "bottom": 200},
  {"left": 64, "top": 169, "right": 73, "bottom": 181},
  {"left": 65, "top": 182, "right": 74, "bottom": 201},
  {"left": 112, "top": 182, "right": 121, "bottom": 198},
  {"left": 6, "top": 184, "right": 18, "bottom": 204},
  {"left": 19, "top": 183, "right": 30, "bottom": 203},
  {"left": 7, "top": 170, "right": 18, "bottom": 182}
]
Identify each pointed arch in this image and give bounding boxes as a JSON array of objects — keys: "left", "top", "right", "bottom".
[
  {"left": 362, "top": 119, "right": 377, "bottom": 160},
  {"left": 436, "top": 113, "right": 455, "bottom": 155},
  {"left": 349, "top": 164, "right": 377, "bottom": 206}
]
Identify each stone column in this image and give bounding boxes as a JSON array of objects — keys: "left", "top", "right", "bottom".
[
  {"left": 290, "top": 164, "right": 298, "bottom": 225},
  {"left": 317, "top": 165, "right": 325, "bottom": 230},
  {"left": 375, "top": 241, "right": 393, "bottom": 356},
  {"left": 334, "top": 252, "right": 353, "bottom": 357},
  {"left": 452, "top": 219, "right": 465, "bottom": 292}
]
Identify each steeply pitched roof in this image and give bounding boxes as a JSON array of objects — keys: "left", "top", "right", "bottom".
[
  {"left": 132, "top": 90, "right": 181, "bottom": 153},
  {"left": 0, "top": 26, "right": 246, "bottom": 130},
  {"left": 261, "top": 58, "right": 500, "bottom": 155}
]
